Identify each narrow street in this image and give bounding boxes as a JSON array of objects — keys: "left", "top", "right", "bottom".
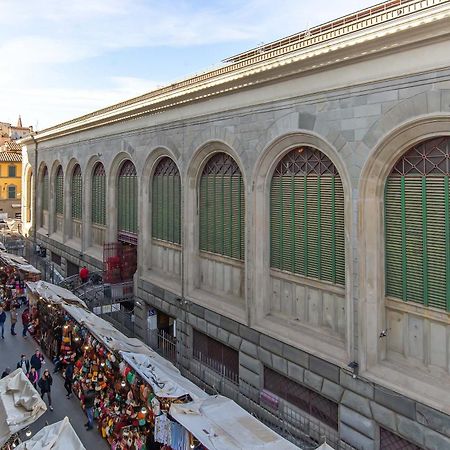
[{"left": 0, "top": 323, "right": 108, "bottom": 449}]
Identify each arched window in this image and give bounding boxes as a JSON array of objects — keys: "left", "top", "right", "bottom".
[
  {"left": 71, "top": 164, "right": 82, "bottom": 220},
  {"left": 199, "top": 153, "right": 244, "bottom": 260},
  {"left": 270, "top": 147, "right": 345, "bottom": 285},
  {"left": 42, "top": 167, "right": 48, "bottom": 211},
  {"left": 385, "top": 137, "right": 450, "bottom": 311},
  {"left": 118, "top": 160, "right": 137, "bottom": 238},
  {"left": 152, "top": 157, "right": 181, "bottom": 244},
  {"left": 55, "top": 166, "right": 64, "bottom": 215},
  {"left": 92, "top": 163, "right": 106, "bottom": 226}
]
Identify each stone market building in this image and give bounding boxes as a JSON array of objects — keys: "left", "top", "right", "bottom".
[{"left": 20, "top": 1, "right": 450, "bottom": 448}]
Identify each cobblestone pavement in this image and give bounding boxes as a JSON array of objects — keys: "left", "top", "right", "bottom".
[{"left": 0, "top": 315, "right": 108, "bottom": 449}]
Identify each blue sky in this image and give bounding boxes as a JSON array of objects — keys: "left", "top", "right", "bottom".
[{"left": 0, "top": 0, "right": 376, "bottom": 130}]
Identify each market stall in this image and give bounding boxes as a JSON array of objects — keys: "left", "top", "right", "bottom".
[
  {"left": 15, "top": 417, "right": 85, "bottom": 450},
  {"left": 0, "top": 369, "right": 47, "bottom": 448},
  {"left": 32, "top": 283, "right": 301, "bottom": 450},
  {"left": 0, "top": 251, "right": 40, "bottom": 282},
  {"left": 170, "top": 395, "right": 299, "bottom": 450}
]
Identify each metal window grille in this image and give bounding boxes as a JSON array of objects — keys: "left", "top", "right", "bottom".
[
  {"left": 379, "top": 427, "right": 423, "bottom": 450},
  {"left": 71, "top": 164, "right": 82, "bottom": 219},
  {"left": 42, "top": 167, "right": 49, "bottom": 211},
  {"left": 152, "top": 157, "right": 181, "bottom": 244},
  {"left": 7, "top": 185, "right": 16, "bottom": 199},
  {"left": 55, "top": 166, "right": 64, "bottom": 215},
  {"left": 199, "top": 153, "right": 245, "bottom": 260},
  {"left": 385, "top": 137, "right": 450, "bottom": 311},
  {"left": 118, "top": 160, "right": 138, "bottom": 237},
  {"left": 270, "top": 147, "right": 345, "bottom": 285},
  {"left": 92, "top": 163, "right": 106, "bottom": 226},
  {"left": 263, "top": 367, "right": 338, "bottom": 430},
  {"left": 192, "top": 329, "right": 239, "bottom": 379}
]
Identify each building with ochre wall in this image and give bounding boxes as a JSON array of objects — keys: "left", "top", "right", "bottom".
[{"left": 20, "top": 1, "right": 450, "bottom": 449}]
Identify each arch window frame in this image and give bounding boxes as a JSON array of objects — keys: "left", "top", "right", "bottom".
[
  {"left": 91, "top": 163, "right": 106, "bottom": 226},
  {"left": 152, "top": 157, "right": 181, "bottom": 244},
  {"left": 71, "top": 164, "right": 82, "bottom": 220},
  {"left": 384, "top": 136, "right": 450, "bottom": 312},
  {"left": 199, "top": 152, "right": 245, "bottom": 261},
  {"left": 269, "top": 146, "right": 345, "bottom": 286},
  {"left": 117, "top": 160, "right": 138, "bottom": 241},
  {"left": 55, "top": 166, "right": 64, "bottom": 215}
]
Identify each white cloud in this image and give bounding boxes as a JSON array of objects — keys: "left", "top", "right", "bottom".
[{"left": 0, "top": 0, "right": 376, "bottom": 128}]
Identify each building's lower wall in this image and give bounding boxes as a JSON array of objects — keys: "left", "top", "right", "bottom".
[
  {"left": 0, "top": 199, "right": 21, "bottom": 219},
  {"left": 135, "top": 279, "right": 450, "bottom": 450}
]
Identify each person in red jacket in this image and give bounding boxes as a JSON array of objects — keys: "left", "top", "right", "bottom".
[
  {"left": 79, "top": 266, "right": 89, "bottom": 284},
  {"left": 21, "top": 308, "right": 30, "bottom": 337}
]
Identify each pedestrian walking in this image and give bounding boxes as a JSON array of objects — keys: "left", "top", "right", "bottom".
[
  {"left": 1, "top": 367, "right": 10, "bottom": 379},
  {"left": 64, "top": 362, "right": 74, "bottom": 398},
  {"left": 38, "top": 369, "right": 53, "bottom": 411},
  {"left": 30, "top": 349, "right": 44, "bottom": 379},
  {"left": 83, "top": 385, "right": 96, "bottom": 430},
  {"left": 10, "top": 304, "right": 17, "bottom": 336},
  {"left": 79, "top": 265, "right": 89, "bottom": 284},
  {"left": 27, "top": 367, "right": 38, "bottom": 389},
  {"left": 21, "top": 307, "right": 30, "bottom": 337},
  {"left": 0, "top": 306, "right": 6, "bottom": 339},
  {"left": 17, "top": 354, "right": 30, "bottom": 374}
]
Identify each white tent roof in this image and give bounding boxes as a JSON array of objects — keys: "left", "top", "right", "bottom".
[
  {"left": 120, "top": 351, "right": 208, "bottom": 401},
  {"left": 170, "top": 395, "right": 300, "bottom": 450},
  {"left": 0, "top": 251, "right": 40, "bottom": 275},
  {"left": 60, "top": 304, "right": 207, "bottom": 401},
  {"left": 0, "top": 369, "right": 47, "bottom": 447},
  {"left": 16, "top": 417, "right": 86, "bottom": 450},
  {"left": 26, "top": 281, "right": 86, "bottom": 308},
  {"left": 315, "top": 443, "right": 335, "bottom": 450}
]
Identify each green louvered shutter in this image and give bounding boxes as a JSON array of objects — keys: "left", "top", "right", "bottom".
[
  {"left": 385, "top": 137, "right": 450, "bottom": 311},
  {"left": 270, "top": 147, "right": 345, "bottom": 285},
  {"left": 55, "top": 166, "right": 64, "bottom": 215},
  {"left": 118, "top": 161, "right": 137, "bottom": 236},
  {"left": 42, "top": 168, "right": 49, "bottom": 211},
  {"left": 199, "top": 153, "right": 244, "bottom": 260},
  {"left": 92, "top": 163, "right": 106, "bottom": 226},
  {"left": 71, "top": 165, "right": 82, "bottom": 220},
  {"left": 152, "top": 158, "right": 181, "bottom": 244}
]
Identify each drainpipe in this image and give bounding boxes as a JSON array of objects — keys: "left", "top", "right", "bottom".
[{"left": 29, "top": 133, "right": 38, "bottom": 250}]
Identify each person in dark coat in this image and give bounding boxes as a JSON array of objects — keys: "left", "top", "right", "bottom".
[
  {"left": 1, "top": 367, "right": 10, "bottom": 378},
  {"left": 17, "top": 354, "right": 30, "bottom": 374},
  {"left": 0, "top": 306, "right": 6, "bottom": 339},
  {"left": 27, "top": 367, "right": 38, "bottom": 389},
  {"left": 30, "top": 349, "right": 44, "bottom": 379},
  {"left": 38, "top": 369, "right": 53, "bottom": 411},
  {"left": 64, "top": 362, "right": 74, "bottom": 398},
  {"left": 21, "top": 308, "right": 30, "bottom": 337},
  {"left": 83, "top": 385, "right": 96, "bottom": 430}
]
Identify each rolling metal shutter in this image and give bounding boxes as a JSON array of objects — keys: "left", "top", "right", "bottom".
[
  {"left": 199, "top": 153, "right": 244, "bottom": 260},
  {"left": 270, "top": 147, "right": 345, "bottom": 285},
  {"left": 152, "top": 157, "right": 181, "bottom": 244},
  {"left": 385, "top": 137, "right": 450, "bottom": 311},
  {"left": 71, "top": 165, "right": 82, "bottom": 220},
  {"left": 91, "top": 163, "right": 106, "bottom": 226}
]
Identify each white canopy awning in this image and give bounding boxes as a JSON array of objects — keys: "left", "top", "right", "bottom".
[
  {"left": 315, "top": 443, "right": 335, "bottom": 450},
  {"left": 16, "top": 416, "right": 86, "bottom": 450},
  {"left": 120, "top": 351, "right": 208, "bottom": 401},
  {"left": 0, "top": 251, "right": 40, "bottom": 275},
  {"left": 170, "top": 395, "right": 300, "bottom": 450},
  {"left": 0, "top": 369, "right": 47, "bottom": 447},
  {"left": 26, "top": 281, "right": 86, "bottom": 308}
]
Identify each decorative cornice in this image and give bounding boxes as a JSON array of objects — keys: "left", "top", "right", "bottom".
[{"left": 21, "top": 0, "right": 450, "bottom": 144}]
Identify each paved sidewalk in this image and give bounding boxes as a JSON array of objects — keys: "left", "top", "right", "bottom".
[{"left": 0, "top": 323, "right": 108, "bottom": 449}]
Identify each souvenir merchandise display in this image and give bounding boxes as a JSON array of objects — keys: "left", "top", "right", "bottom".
[{"left": 32, "top": 294, "right": 208, "bottom": 450}]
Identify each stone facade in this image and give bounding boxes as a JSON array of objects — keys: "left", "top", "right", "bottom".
[{"left": 20, "top": 3, "right": 450, "bottom": 448}]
